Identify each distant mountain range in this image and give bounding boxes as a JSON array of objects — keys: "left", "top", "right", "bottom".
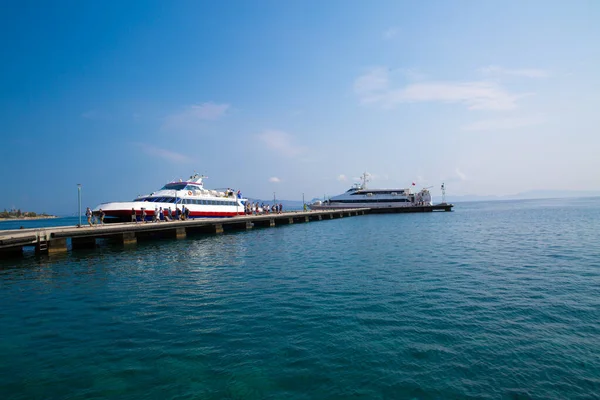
[
  {"left": 250, "top": 190, "right": 600, "bottom": 207},
  {"left": 446, "top": 190, "right": 600, "bottom": 203},
  {"left": 246, "top": 198, "right": 305, "bottom": 210}
]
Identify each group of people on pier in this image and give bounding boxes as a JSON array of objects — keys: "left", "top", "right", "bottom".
[
  {"left": 245, "top": 202, "right": 283, "bottom": 215},
  {"left": 131, "top": 206, "right": 191, "bottom": 223},
  {"left": 86, "top": 207, "right": 105, "bottom": 227}
]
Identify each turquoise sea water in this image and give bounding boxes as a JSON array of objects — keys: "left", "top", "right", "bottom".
[{"left": 1, "top": 199, "right": 599, "bottom": 399}]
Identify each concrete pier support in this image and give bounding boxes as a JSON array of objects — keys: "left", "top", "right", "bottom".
[
  {"left": 288, "top": 218, "right": 294, "bottom": 224},
  {"left": 72, "top": 237, "right": 96, "bottom": 249},
  {"left": 269, "top": 219, "right": 275, "bottom": 227},
  {"left": 304, "top": 216, "right": 309, "bottom": 222},
  {"left": 116, "top": 232, "right": 137, "bottom": 246},
  {"left": 175, "top": 227, "right": 187, "bottom": 239},
  {"left": 47, "top": 238, "right": 67, "bottom": 255},
  {"left": 214, "top": 224, "right": 224, "bottom": 234},
  {"left": 245, "top": 221, "right": 254, "bottom": 230}
]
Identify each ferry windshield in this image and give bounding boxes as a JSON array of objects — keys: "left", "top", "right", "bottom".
[{"left": 161, "top": 183, "right": 187, "bottom": 190}]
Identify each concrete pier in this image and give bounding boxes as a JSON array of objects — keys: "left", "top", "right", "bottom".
[{"left": 0, "top": 204, "right": 452, "bottom": 260}]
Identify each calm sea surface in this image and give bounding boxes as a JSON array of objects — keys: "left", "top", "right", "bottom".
[{"left": 1, "top": 199, "right": 599, "bottom": 399}]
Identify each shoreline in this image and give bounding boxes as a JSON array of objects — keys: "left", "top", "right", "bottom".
[{"left": 0, "top": 216, "right": 58, "bottom": 222}]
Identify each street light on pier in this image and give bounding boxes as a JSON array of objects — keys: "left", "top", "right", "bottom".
[{"left": 77, "top": 184, "right": 82, "bottom": 227}]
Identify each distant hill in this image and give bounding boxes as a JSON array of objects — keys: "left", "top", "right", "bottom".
[
  {"left": 447, "top": 190, "right": 600, "bottom": 203},
  {"left": 246, "top": 198, "right": 305, "bottom": 210},
  {"left": 251, "top": 190, "right": 600, "bottom": 207}
]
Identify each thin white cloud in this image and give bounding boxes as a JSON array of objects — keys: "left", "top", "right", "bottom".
[
  {"left": 353, "top": 67, "right": 390, "bottom": 97},
  {"left": 480, "top": 65, "right": 551, "bottom": 78},
  {"left": 269, "top": 177, "right": 281, "bottom": 183},
  {"left": 257, "top": 130, "right": 308, "bottom": 157},
  {"left": 462, "top": 115, "right": 546, "bottom": 131},
  {"left": 455, "top": 168, "right": 467, "bottom": 181},
  {"left": 134, "top": 143, "right": 192, "bottom": 164},
  {"left": 337, "top": 174, "right": 347, "bottom": 182},
  {"left": 162, "top": 102, "right": 229, "bottom": 131},
  {"left": 354, "top": 67, "right": 531, "bottom": 111},
  {"left": 383, "top": 27, "right": 399, "bottom": 39}
]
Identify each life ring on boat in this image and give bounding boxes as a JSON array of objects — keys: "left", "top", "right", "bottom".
[{"left": 188, "top": 191, "right": 192, "bottom": 195}]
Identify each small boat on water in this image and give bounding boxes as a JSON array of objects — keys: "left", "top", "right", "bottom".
[
  {"left": 93, "top": 173, "right": 246, "bottom": 222},
  {"left": 309, "top": 172, "right": 433, "bottom": 210}
]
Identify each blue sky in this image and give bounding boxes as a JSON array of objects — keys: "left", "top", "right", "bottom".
[{"left": 1, "top": 1, "right": 599, "bottom": 214}]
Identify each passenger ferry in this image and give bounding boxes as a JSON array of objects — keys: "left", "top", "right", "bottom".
[
  {"left": 309, "top": 173, "right": 432, "bottom": 210},
  {"left": 93, "top": 173, "right": 246, "bottom": 222}
]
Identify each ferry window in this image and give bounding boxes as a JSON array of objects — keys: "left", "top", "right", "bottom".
[{"left": 161, "top": 183, "right": 187, "bottom": 190}]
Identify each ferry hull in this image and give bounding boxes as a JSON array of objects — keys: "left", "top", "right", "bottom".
[
  {"left": 309, "top": 202, "right": 418, "bottom": 210},
  {"left": 94, "top": 201, "right": 244, "bottom": 223}
]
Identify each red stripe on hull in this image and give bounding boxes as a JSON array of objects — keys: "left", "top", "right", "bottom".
[{"left": 102, "top": 209, "right": 244, "bottom": 219}]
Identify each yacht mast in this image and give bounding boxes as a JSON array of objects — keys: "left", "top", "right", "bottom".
[{"left": 360, "top": 172, "right": 370, "bottom": 189}]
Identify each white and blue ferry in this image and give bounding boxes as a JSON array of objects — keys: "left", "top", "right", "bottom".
[{"left": 309, "top": 172, "right": 432, "bottom": 210}]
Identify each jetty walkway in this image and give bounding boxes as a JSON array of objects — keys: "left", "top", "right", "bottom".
[{"left": 0, "top": 204, "right": 453, "bottom": 259}]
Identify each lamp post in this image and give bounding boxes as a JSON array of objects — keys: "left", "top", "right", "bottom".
[
  {"left": 77, "top": 184, "right": 82, "bottom": 227},
  {"left": 302, "top": 192, "right": 305, "bottom": 211}
]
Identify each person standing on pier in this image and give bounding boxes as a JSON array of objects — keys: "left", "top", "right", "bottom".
[
  {"left": 131, "top": 208, "right": 137, "bottom": 223},
  {"left": 141, "top": 208, "right": 147, "bottom": 223},
  {"left": 99, "top": 209, "right": 105, "bottom": 225},
  {"left": 158, "top": 207, "right": 164, "bottom": 222},
  {"left": 85, "top": 207, "right": 93, "bottom": 227},
  {"left": 279, "top": 203, "right": 283, "bottom": 214},
  {"left": 153, "top": 207, "right": 158, "bottom": 223}
]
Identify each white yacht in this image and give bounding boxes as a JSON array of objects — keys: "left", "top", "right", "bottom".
[
  {"left": 309, "top": 173, "right": 432, "bottom": 210},
  {"left": 93, "top": 173, "right": 246, "bottom": 222}
]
